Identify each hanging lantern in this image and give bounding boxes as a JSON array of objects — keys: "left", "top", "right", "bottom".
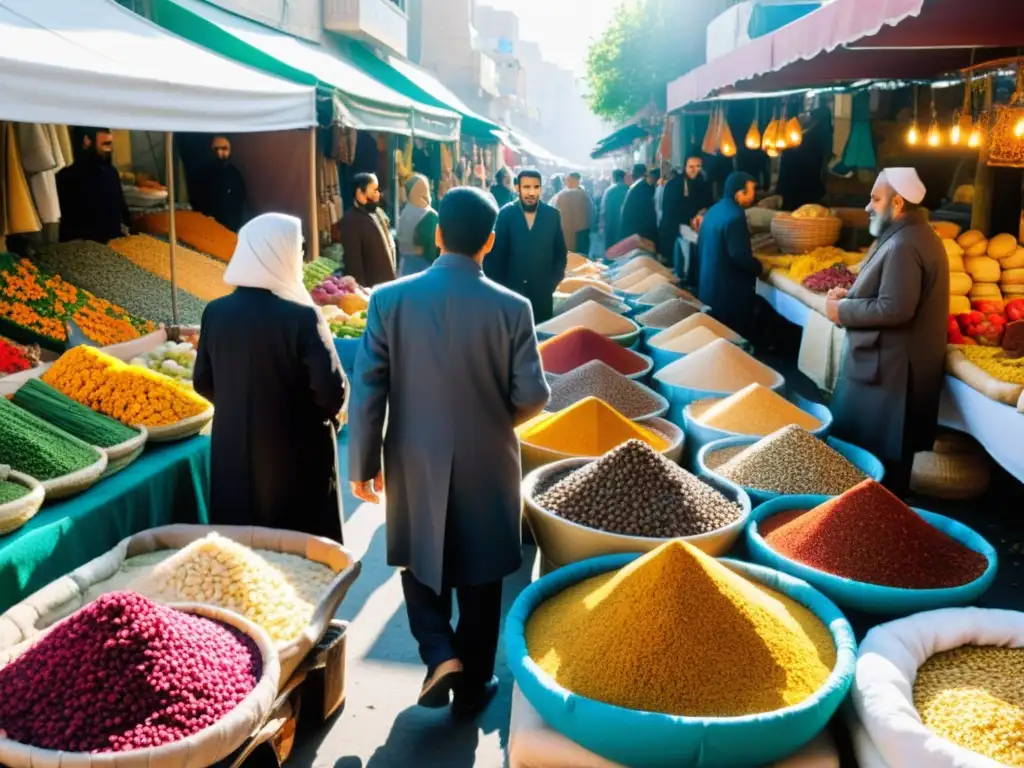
[
  {"left": 950, "top": 110, "right": 962, "bottom": 145},
  {"left": 987, "top": 66, "right": 1024, "bottom": 168},
  {"left": 766, "top": 146, "right": 780, "bottom": 158},
  {"left": 774, "top": 105, "right": 788, "bottom": 150},
  {"left": 968, "top": 124, "right": 984, "bottom": 148},
  {"left": 720, "top": 111, "right": 738, "bottom": 157},
  {"left": 785, "top": 116, "right": 803, "bottom": 147},
  {"left": 762, "top": 117, "right": 779, "bottom": 150},
  {"left": 745, "top": 119, "right": 761, "bottom": 150},
  {"left": 926, "top": 119, "right": 942, "bottom": 147},
  {"left": 952, "top": 76, "right": 973, "bottom": 146},
  {"left": 906, "top": 84, "right": 920, "bottom": 146}
]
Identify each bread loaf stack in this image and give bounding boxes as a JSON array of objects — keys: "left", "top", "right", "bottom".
[
  {"left": 944, "top": 238, "right": 971, "bottom": 315},
  {"left": 959, "top": 230, "right": 1003, "bottom": 307}
]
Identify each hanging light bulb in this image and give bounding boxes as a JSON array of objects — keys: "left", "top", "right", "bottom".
[
  {"left": 1015, "top": 116, "right": 1024, "bottom": 138},
  {"left": 950, "top": 110, "right": 962, "bottom": 145},
  {"left": 721, "top": 138, "right": 737, "bottom": 157},
  {"left": 968, "top": 124, "right": 983, "bottom": 148},
  {"left": 785, "top": 116, "right": 803, "bottom": 147},
  {"left": 762, "top": 118, "right": 779, "bottom": 150},
  {"left": 766, "top": 145, "right": 779, "bottom": 158},
  {"left": 745, "top": 119, "right": 761, "bottom": 150},
  {"left": 926, "top": 119, "right": 941, "bottom": 147},
  {"left": 906, "top": 124, "right": 920, "bottom": 145}
]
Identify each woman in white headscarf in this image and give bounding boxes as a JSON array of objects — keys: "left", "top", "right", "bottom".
[
  {"left": 194, "top": 213, "right": 348, "bottom": 542},
  {"left": 396, "top": 174, "right": 439, "bottom": 276}
]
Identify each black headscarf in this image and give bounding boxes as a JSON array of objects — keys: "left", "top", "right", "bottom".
[{"left": 723, "top": 172, "right": 756, "bottom": 203}]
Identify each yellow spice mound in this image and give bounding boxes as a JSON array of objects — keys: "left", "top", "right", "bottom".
[
  {"left": 526, "top": 540, "right": 836, "bottom": 717},
  {"left": 692, "top": 383, "right": 823, "bottom": 436},
  {"left": 519, "top": 396, "right": 668, "bottom": 455}
]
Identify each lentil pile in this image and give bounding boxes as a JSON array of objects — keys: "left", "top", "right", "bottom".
[
  {"left": 525, "top": 540, "right": 836, "bottom": 716},
  {"left": 0, "top": 397, "right": 100, "bottom": 480},
  {"left": 539, "top": 327, "right": 648, "bottom": 375},
  {"left": 13, "top": 378, "right": 141, "bottom": 448},
  {"left": 636, "top": 298, "right": 703, "bottom": 329},
  {"left": 913, "top": 645, "right": 1024, "bottom": 766},
  {"left": 536, "top": 301, "right": 635, "bottom": 337},
  {"left": 546, "top": 361, "right": 663, "bottom": 419},
  {"left": 760, "top": 480, "right": 988, "bottom": 588},
  {"left": 658, "top": 326, "right": 722, "bottom": 354},
  {"left": 557, "top": 286, "right": 629, "bottom": 316},
  {"left": 713, "top": 425, "right": 866, "bottom": 495},
  {"left": 637, "top": 282, "right": 696, "bottom": 306},
  {"left": 0, "top": 592, "right": 260, "bottom": 753},
  {"left": 650, "top": 312, "right": 742, "bottom": 346},
  {"left": 655, "top": 338, "right": 779, "bottom": 392},
  {"left": 690, "top": 383, "right": 823, "bottom": 436},
  {"left": 519, "top": 397, "right": 668, "bottom": 455},
  {"left": 536, "top": 440, "right": 742, "bottom": 537}
]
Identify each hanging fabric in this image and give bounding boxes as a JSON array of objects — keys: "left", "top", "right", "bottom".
[
  {"left": 18, "top": 123, "right": 61, "bottom": 224},
  {"left": 839, "top": 91, "right": 877, "bottom": 171},
  {"left": 54, "top": 125, "right": 74, "bottom": 169},
  {"left": 5, "top": 123, "right": 42, "bottom": 235}
]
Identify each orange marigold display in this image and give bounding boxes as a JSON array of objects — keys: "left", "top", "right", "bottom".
[{"left": 135, "top": 211, "right": 238, "bottom": 263}]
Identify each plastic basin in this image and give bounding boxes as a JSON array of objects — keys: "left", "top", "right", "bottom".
[
  {"left": 522, "top": 458, "right": 751, "bottom": 568},
  {"left": 504, "top": 555, "right": 856, "bottom": 767},
  {"left": 654, "top": 371, "right": 787, "bottom": 428},
  {"left": 746, "top": 495, "right": 999, "bottom": 615},
  {"left": 696, "top": 435, "right": 885, "bottom": 509},
  {"left": 537, "top": 318, "right": 641, "bottom": 350}
]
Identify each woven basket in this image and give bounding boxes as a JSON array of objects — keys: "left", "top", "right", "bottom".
[
  {"left": 931, "top": 429, "right": 983, "bottom": 457},
  {"left": 40, "top": 448, "right": 108, "bottom": 501},
  {"left": 771, "top": 214, "right": 843, "bottom": 254},
  {"left": 100, "top": 426, "right": 149, "bottom": 478},
  {"left": 0, "top": 469, "right": 45, "bottom": 536},
  {"left": 147, "top": 407, "right": 214, "bottom": 443},
  {"left": 910, "top": 451, "right": 990, "bottom": 501}
]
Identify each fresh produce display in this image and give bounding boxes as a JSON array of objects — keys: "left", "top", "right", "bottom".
[
  {"left": 328, "top": 309, "right": 368, "bottom": 339},
  {"left": 518, "top": 397, "right": 668, "bottom": 455},
  {"left": 961, "top": 345, "right": 1024, "bottom": 385},
  {"left": 0, "top": 592, "right": 260, "bottom": 753},
  {"left": 1006, "top": 298, "right": 1024, "bottom": 323},
  {"left": 536, "top": 440, "right": 742, "bottom": 538},
  {"left": 556, "top": 286, "right": 629, "bottom": 316},
  {"left": 0, "top": 253, "right": 157, "bottom": 346},
  {"left": 760, "top": 480, "right": 987, "bottom": 589},
  {"left": 545, "top": 360, "right": 663, "bottom": 419},
  {"left": 310, "top": 274, "right": 369, "bottom": 315},
  {"left": 913, "top": 645, "right": 1024, "bottom": 766},
  {"left": 802, "top": 263, "right": 856, "bottom": 293},
  {"left": 129, "top": 340, "right": 197, "bottom": 382},
  {"left": 690, "top": 383, "right": 822, "bottom": 436},
  {"left": 525, "top": 541, "right": 835, "bottom": 716},
  {"left": 108, "top": 235, "right": 231, "bottom": 302},
  {"left": 0, "top": 396, "right": 100, "bottom": 480},
  {"left": 302, "top": 256, "right": 342, "bottom": 291},
  {"left": 711, "top": 425, "right": 867, "bottom": 496},
  {"left": 43, "top": 346, "right": 211, "bottom": 428},
  {"left": 136, "top": 533, "right": 335, "bottom": 645},
  {"left": 32, "top": 241, "right": 207, "bottom": 325},
  {"left": 12, "top": 379, "right": 141, "bottom": 449},
  {"left": 0, "top": 335, "right": 37, "bottom": 376},
  {"left": 539, "top": 327, "right": 649, "bottom": 376},
  {"left": 636, "top": 298, "right": 702, "bottom": 329},
  {"left": 136, "top": 210, "right": 239, "bottom": 263},
  {"left": 953, "top": 310, "right": 1006, "bottom": 346},
  {"left": 655, "top": 338, "right": 780, "bottom": 393}
]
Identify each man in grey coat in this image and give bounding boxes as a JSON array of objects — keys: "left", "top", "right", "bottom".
[
  {"left": 348, "top": 187, "right": 550, "bottom": 719},
  {"left": 826, "top": 168, "right": 949, "bottom": 495}
]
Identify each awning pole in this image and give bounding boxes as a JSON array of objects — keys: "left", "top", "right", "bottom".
[
  {"left": 309, "top": 126, "right": 320, "bottom": 260},
  {"left": 164, "top": 132, "right": 180, "bottom": 326}
]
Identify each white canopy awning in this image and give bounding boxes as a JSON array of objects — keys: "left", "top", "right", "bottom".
[{"left": 0, "top": 0, "right": 316, "bottom": 132}]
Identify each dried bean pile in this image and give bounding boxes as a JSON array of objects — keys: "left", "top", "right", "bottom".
[
  {"left": 761, "top": 480, "right": 988, "bottom": 588},
  {"left": 536, "top": 439, "right": 741, "bottom": 537},
  {"left": 546, "top": 360, "right": 663, "bottom": 418},
  {"left": 0, "top": 397, "right": 100, "bottom": 480},
  {"left": 636, "top": 298, "right": 703, "bottom": 329},
  {"left": 913, "top": 645, "right": 1024, "bottom": 766},
  {"left": 0, "top": 592, "right": 260, "bottom": 753},
  {"left": 557, "top": 287, "right": 629, "bottom": 316},
  {"left": 539, "top": 327, "right": 648, "bottom": 375},
  {"left": 715, "top": 425, "right": 866, "bottom": 495}
]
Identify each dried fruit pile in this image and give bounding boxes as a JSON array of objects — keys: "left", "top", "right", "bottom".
[{"left": 0, "top": 397, "right": 100, "bottom": 480}]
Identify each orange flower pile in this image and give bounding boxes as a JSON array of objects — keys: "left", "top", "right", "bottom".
[
  {"left": 42, "top": 346, "right": 210, "bottom": 428},
  {"left": 108, "top": 235, "right": 231, "bottom": 302},
  {"left": 135, "top": 211, "right": 238, "bottom": 263},
  {"left": 0, "top": 254, "right": 155, "bottom": 346}
]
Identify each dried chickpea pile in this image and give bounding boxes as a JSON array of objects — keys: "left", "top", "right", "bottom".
[
  {"left": 134, "top": 533, "right": 335, "bottom": 645},
  {"left": 913, "top": 645, "right": 1024, "bottom": 766}
]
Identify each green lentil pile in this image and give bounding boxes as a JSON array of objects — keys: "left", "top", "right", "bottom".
[
  {"left": 0, "top": 479, "right": 29, "bottom": 505},
  {"left": 536, "top": 440, "right": 742, "bottom": 538},
  {"left": 13, "top": 379, "right": 140, "bottom": 448},
  {"left": 557, "top": 287, "right": 629, "bottom": 316},
  {"left": 636, "top": 298, "right": 703, "bottom": 329},
  {"left": 0, "top": 397, "right": 100, "bottom": 481},
  {"left": 546, "top": 361, "right": 663, "bottom": 419},
  {"left": 713, "top": 425, "right": 867, "bottom": 495}
]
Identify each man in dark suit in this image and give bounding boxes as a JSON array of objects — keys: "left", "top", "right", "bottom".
[
  {"left": 621, "top": 162, "right": 658, "bottom": 246},
  {"left": 338, "top": 172, "right": 397, "bottom": 287},
  {"left": 349, "top": 188, "right": 550, "bottom": 719},
  {"left": 599, "top": 168, "right": 629, "bottom": 251}
]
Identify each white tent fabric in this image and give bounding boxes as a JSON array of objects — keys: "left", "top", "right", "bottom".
[{"left": 0, "top": 0, "right": 316, "bottom": 132}]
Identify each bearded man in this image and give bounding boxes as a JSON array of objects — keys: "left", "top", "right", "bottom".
[{"left": 56, "top": 127, "right": 129, "bottom": 244}]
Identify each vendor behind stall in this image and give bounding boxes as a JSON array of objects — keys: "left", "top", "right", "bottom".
[
  {"left": 826, "top": 168, "right": 948, "bottom": 495},
  {"left": 191, "top": 136, "right": 247, "bottom": 233},
  {"left": 56, "top": 127, "right": 128, "bottom": 244}
]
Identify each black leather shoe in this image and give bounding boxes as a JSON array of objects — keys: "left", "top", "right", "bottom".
[{"left": 451, "top": 675, "right": 499, "bottom": 720}]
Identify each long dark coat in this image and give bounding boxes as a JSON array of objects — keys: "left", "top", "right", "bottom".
[
  {"left": 600, "top": 182, "right": 628, "bottom": 250},
  {"left": 832, "top": 212, "right": 949, "bottom": 461},
  {"left": 339, "top": 207, "right": 397, "bottom": 287},
  {"left": 485, "top": 201, "right": 568, "bottom": 324},
  {"left": 621, "top": 179, "right": 658, "bottom": 245},
  {"left": 696, "top": 197, "right": 763, "bottom": 338},
  {"left": 659, "top": 174, "right": 713, "bottom": 263},
  {"left": 192, "top": 162, "right": 248, "bottom": 233},
  {"left": 194, "top": 288, "right": 347, "bottom": 541},
  {"left": 56, "top": 156, "right": 129, "bottom": 244},
  {"left": 348, "top": 255, "right": 550, "bottom": 594}
]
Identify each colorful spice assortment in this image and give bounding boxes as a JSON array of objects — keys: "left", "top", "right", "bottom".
[
  {"left": 43, "top": 346, "right": 210, "bottom": 428},
  {"left": 539, "top": 327, "right": 648, "bottom": 376},
  {"left": 657, "top": 326, "right": 722, "bottom": 354},
  {"left": 136, "top": 210, "right": 239, "bottom": 263},
  {"left": 556, "top": 286, "right": 629, "bottom": 316},
  {"left": 518, "top": 397, "right": 668, "bottom": 455},
  {"left": 0, "top": 335, "right": 36, "bottom": 375},
  {"left": 760, "top": 480, "right": 987, "bottom": 589},
  {"left": 537, "top": 301, "right": 636, "bottom": 337},
  {"left": 0, "top": 592, "right": 260, "bottom": 752},
  {"left": 536, "top": 440, "right": 741, "bottom": 537},
  {"left": 12, "top": 378, "right": 140, "bottom": 449},
  {"left": 545, "top": 360, "right": 662, "bottom": 418},
  {"left": 526, "top": 541, "right": 835, "bottom": 716},
  {"left": 636, "top": 298, "right": 703, "bottom": 329},
  {"left": 655, "top": 338, "right": 779, "bottom": 392},
  {"left": 108, "top": 235, "right": 231, "bottom": 302},
  {"left": 713, "top": 425, "right": 866, "bottom": 495},
  {"left": 690, "top": 384, "right": 823, "bottom": 436},
  {"left": 0, "top": 397, "right": 100, "bottom": 480},
  {"left": 962, "top": 345, "right": 1024, "bottom": 385},
  {"left": 913, "top": 645, "right": 1024, "bottom": 766}
]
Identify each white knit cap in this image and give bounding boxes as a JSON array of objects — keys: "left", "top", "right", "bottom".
[{"left": 880, "top": 167, "right": 926, "bottom": 205}]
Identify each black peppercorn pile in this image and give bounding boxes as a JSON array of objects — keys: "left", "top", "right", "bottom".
[{"left": 535, "top": 440, "right": 742, "bottom": 538}]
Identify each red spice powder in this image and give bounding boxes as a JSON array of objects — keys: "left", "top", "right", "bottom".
[
  {"left": 760, "top": 480, "right": 988, "bottom": 589},
  {"left": 539, "top": 327, "right": 648, "bottom": 375}
]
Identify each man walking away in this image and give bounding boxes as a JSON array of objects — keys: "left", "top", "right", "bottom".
[
  {"left": 551, "top": 172, "right": 595, "bottom": 255},
  {"left": 621, "top": 163, "right": 658, "bottom": 246},
  {"left": 338, "top": 172, "right": 397, "bottom": 287},
  {"left": 348, "top": 187, "right": 550, "bottom": 719},
  {"left": 485, "top": 168, "right": 568, "bottom": 324},
  {"left": 600, "top": 169, "right": 628, "bottom": 252}
]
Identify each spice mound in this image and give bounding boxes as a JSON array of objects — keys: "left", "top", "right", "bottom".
[
  {"left": 536, "top": 301, "right": 635, "bottom": 337},
  {"left": 637, "top": 282, "right": 694, "bottom": 306},
  {"left": 622, "top": 272, "right": 672, "bottom": 295},
  {"left": 658, "top": 326, "right": 722, "bottom": 354},
  {"left": 650, "top": 312, "right": 743, "bottom": 347},
  {"left": 636, "top": 298, "right": 702, "bottom": 329},
  {"left": 913, "top": 645, "right": 1024, "bottom": 766},
  {"left": 539, "top": 327, "right": 648, "bottom": 376},
  {"left": 714, "top": 425, "right": 866, "bottom": 496},
  {"left": 546, "top": 360, "right": 663, "bottom": 418},
  {"left": 0, "top": 397, "right": 100, "bottom": 480},
  {"left": 0, "top": 592, "right": 260, "bottom": 753},
  {"left": 655, "top": 338, "right": 779, "bottom": 393},
  {"left": 136, "top": 533, "right": 333, "bottom": 645},
  {"left": 526, "top": 540, "right": 835, "bottom": 716},
  {"left": 760, "top": 480, "right": 988, "bottom": 589},
  {"left": 13, "top": 378, "right": 140, "bottom": 448},
  {"left": 690, "top": 384, "right": 823, "bottom": 437},
  {"left": 519, "top": 397, "right": 668, "bottom": 456},
  {"left": 536, "top": 440, "right": 741, "bottom": 537},
  {"left": 557, "top": 286, "right": 628, "bottom": 316}
]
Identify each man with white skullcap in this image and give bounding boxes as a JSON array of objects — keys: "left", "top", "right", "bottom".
[{"left": 824, "top": 168, "right": 949, "bottom": 496}]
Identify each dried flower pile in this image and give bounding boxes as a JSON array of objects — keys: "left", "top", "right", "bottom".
[{"left": 136, "top": 211, "right": 238, "bottom": 263}]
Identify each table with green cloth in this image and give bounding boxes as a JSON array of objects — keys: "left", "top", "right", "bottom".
[{"left": 0, "top": 436, "right": 211, "bottom": 614}]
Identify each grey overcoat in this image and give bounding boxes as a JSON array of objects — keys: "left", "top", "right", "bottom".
[
  {"left": 348, "top": 255, "right": 550, "bottom": 594},
  {"left": 832, "top": 212, "right": 949, "bottom": 461}
]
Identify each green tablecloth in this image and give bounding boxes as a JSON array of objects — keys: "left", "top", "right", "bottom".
[{"left": 0, "top": 436, "right": 211, "bottom": 613}]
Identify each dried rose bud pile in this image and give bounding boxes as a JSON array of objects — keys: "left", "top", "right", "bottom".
[
  {"left": 802, "top": 264, "right": 856, "bottom": 293},
  {"left": 0, "top": 592, "right": 261, "bottom": 753}
]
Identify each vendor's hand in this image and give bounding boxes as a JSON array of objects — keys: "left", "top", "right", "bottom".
[
  {"left": 827, "top": 287, "right": 849, "bottom": 300},
  {"left": 351, "top": 473, "right": 383, "bottom": 504},
  {"left": 825, "top": 298, "right": 842, "bottom": 324}
]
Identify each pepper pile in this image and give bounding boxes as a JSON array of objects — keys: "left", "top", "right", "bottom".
[
  {"left": 951, "top": 309, "right": 1007, "bottom": 346},
  {"left": 0, "top": 397, "right": 100, "bottom": 480},
  {"left": 0, "top": 336, "right": 35, "bottom": 375}
]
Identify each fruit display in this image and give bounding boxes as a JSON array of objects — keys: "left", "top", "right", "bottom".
[
  {"left": 311, "top": 274, "right": 369, "bottom": 315},
  {"left": 951, "top": 310, "right": 1006, "bottom": 346},
  {"left": 129, "top": 340, "right": 197, "bottom": 383},
  {"left": 0, "top": 335, "right": 38, "bottom": 376},
  {"left": 135, "top": 210, "right": 239, "bottom": 263},
  {"left": 302, "top": 256, "right": 342, "bottom": 291},
  {"left": 956, "top": 230, "right": 1021, "bottom": 309}
]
